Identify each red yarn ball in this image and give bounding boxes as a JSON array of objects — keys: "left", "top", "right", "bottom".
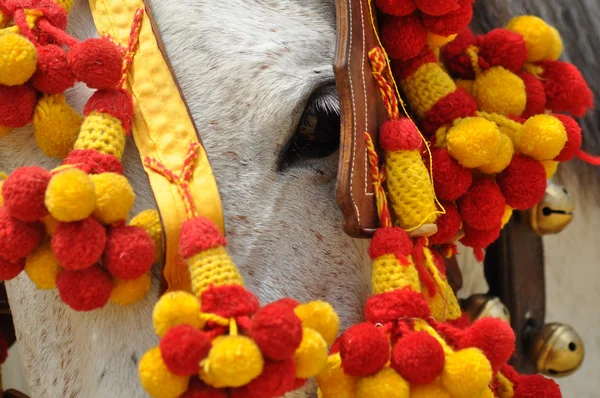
[
  {"left": 460, "top": 317, "right": 515, "bottom": 371},
  {"left": 340, "top": 323, "right": 390, "bottom": 377},
  {"left": 379, "top": 119, "right": 422, "bottom": 152},
  {"left": 381, "top": 14, "right": 427, "bottom": 61},
  {"left": 368, "top": 227, "right": 413, "bottom": 259},
  {"left": 392, "top": 48, "right": 437, "bottom": 80},
  {"left": 84, "top": 89, "right": 134, "bottom": 132},
  {"left": 414, "top": 0, "right": 458, "bottom": 16},
  {"left": 68, "top": 38, "right": 123, "bottom": 90},
  {"left": 251, "top": 303, "right": 303, "bottom": 360},
  {"left": 103, "top": 225, "right": 154, "bottom": 279},
  {"left": 539, "top": 60, "right": 593, "bottom": 117},
  {"left": 160, "top": 324, "right": 212, "bottom": 376},
  {"left": 520, "top": 72, "right": 547, "bottom": 119},
  {"left": 460, "top": 223, "right": 501, "bottom": 258},
  {"left": 56, "top": 265, "right": 112, "bottom": 311},
  {"left": 230, "top": 358, "right": 296, "bottom": 398},
  {"left": 51, "top": 217, "right": 107, "bottom": 270},
  {"left": 365, "top": 287, "right": 431, "bottom": 324},
  {"left": 31, "top": 45, "right": 75, "bottom": 94},
  {"left": 421, "top": 0, "right": 473, "bottom": 36},
  {"left": 200, "top": 284, "right": 259, "bottom": 318},
  {"left": 2, "top": 166, "right": 50, "bottom": 222},
  {"left": 391, "top": 332, "right": 445, "bottom": 384},
  {"left": 430, "top": 201, "right": 461, "bottom": 245},
  {"left": 63, "top": 149, "right": 124, "bottom": 175},
  {"left": 441, "top": 28, "right": 476, "bottom": 79},
  {"left": 293, "top": 378, "right": 307, "bottom": 390},
  {"left": 0, "top": 256, "right": 25, "bottom": 281},
  {"left": 552, "top": 114, "right": 582, "bottom": 162},
  {"left": 179, "top": 217, "right": 227, "bottom": 259},
  {"left": 421, "top": 89, "right": 478, "bottom": 135},
  {"left": 180, "top": 378, "right": 228, "bottom": 398},
  {"left": 428, "top": 148, "right": 473, "bottom": 201},
  {"left": 273, "top": 297, "right": 300, "bottom": 309},
  {"left": 458, "top": 179, "right": 505, "bottom": 230},
  {"left": 497, "top": 155, "right": 546, "bottom": 210},
  {"left": 514, "top": 375, "right": 562, "bottom": 398},
  {"left": 0, "top": 84, "right": 37, "bottom": 128},
  {"left": 0, "top": 208, "right": 45, "bottom": 261},
  {"left": 478, "top": 29, "right": 527, "bottom": 73},
  {"left": 375, "top": 0, "right": 416, "bottom": 16}
]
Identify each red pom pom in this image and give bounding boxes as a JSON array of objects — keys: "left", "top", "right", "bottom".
[
  {"left": 428, "top": 148, "right": 473, "bottom": 201},
  {"left": 103, "top": 225, "right": 154, "bottom": 279},
  {"left": 63, "top": 149, "right": 124, "bottom": 175},
  {"left": 293, "top": 378, "right": 307, "bottom": 390},
  {"left": 514, "top": 375, "right": 562, "bottom": 398},
  {"left": 458, "top": 179, "right": 505, "bottom": 230},
  {"left": 68, "top": 38, "right": 123, "bottom": 90},
  {"left": 0, "top": 208, "right": 44, "bottom": 261},
  {"left": 181, "top": 378, "right": 228, "bottom": 398},
  {"left": 0, "top": 84, "right": 37, "bottom": 128},
  {"left": 52, "top": 217, "right": 106, "bottom": 270},
  {"left": 539, "top": 60, "right": 593, "bottom": 117},
  {"left": 0, "top": 256, "right": 25, "bottom": 280},
  {"left": 478, "top": 29, "right": 527, "bottom": 73},
  {"left": 84, "top": 89, "right": 134, "bottom": 132},
  {"left": 500, "top": 364, "right": 520, "bottom": 385},
  {"left": 381, "top": 14, "right": 427, "bottom": 61},
  {"left": 460, "top": 317, "right": 515, "bottom": 371},
  {"left": 421, "top": 89, "right": 478, "bottom": 135},
  {"left": 31, "top": 45, "right": 75, "bottom": 94},
  {"left": 340, "top": 322, "right": 390, "bottom": 377},
  {"left": 520, "top": 72, "right": 547, "bottom": 119},
  {"left": 201, "top": 284, "right": 259, "bottom": 318},
  {"left": 2, "top": 167, "right": 50, "bottom": 222},
  {"left": 230, "top": 358, "right": 296, "bottom": 398},
  {"left": 430, "top": 201, "right": 461, "bottom": 245},
  {"left": 273, "top": 297, "right": 300, "bottom": 309},
  {"left": 160, "top": 325, "right": 212, "bottom": 376},
  {"left": 460, "top": 223, "right": 501, "bottom": 257},
  {"left": 414, "top": 0, "right": 458, "bottom": 16},
  {"left": 179, "top": 217, "right": 227, "bottom": 259},
  {"left": 251, "top": 303, "right": 303, "bottom": 360},
  {"left": 552, "top": 114, "right": 582, "bottom": 162},
  {"left": 375, "top": 0, "right": 416, "bottom": 16},
  {"left": 421, "top": 0, "right": 473, "bottom": 36},
  {"left": 392, "top": 48, "right": 437, "bottom": 80},
  {"left": 365, "top": 287, "right": 431, "bottom": 323},
  {"left": 497, "top": 155, "right": 546, "bottom": 210},
  {"left": 56, "top": 265, "right": 112, "bottom": 311},
  {"left": 368, "top": 227, "right": 413, "bottom": 259},
  {"left": 441, "top": 29, "right": 476, "bottom": 79},
  {"left": 391, "top": 332, "right": 445, "bottom": 384},
  {"left": 379, "top": 119, "right": 422, "bottom": 152}
]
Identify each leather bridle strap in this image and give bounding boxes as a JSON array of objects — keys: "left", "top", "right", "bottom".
[{"left": 89, "top": 0, "right": 224, "bottom": 293}]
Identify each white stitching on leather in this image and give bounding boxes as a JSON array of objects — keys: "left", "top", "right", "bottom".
[
  {"left": 348, "top": 0, "right": 361, "bottom": 225},
  {"left": 359, "top": 0, "right": 374, "bottom": 197}
]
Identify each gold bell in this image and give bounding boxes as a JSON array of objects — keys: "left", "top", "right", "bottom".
[
  {"left": 461, "top": 294, "right": 511, "bottom": 323},
  {"left": 528, "top": 180, "right": 574, "bottom": 235},
  {"left": 528, "top": 323, "right": 584, "bottom": 377}
]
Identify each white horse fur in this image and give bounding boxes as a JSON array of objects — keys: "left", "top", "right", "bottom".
[{"left": 0, "top": 0, "right": 598, "bottom": 396}]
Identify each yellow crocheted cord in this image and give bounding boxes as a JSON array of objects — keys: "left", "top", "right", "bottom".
[
  {"left": 422, "top": 247, "right": 461, "bottom": 321},
  {"left": 400, "top": 62, "right": 456, "bottom": 118},
  {"left": 187, "top": 246, "right": 244, "bottom": 298},
  {"left": 74, "top": 111, "right": 126, "bottom": 159},
  {"left": 371, "top": 254, "right": 421, "bottom": 295}
]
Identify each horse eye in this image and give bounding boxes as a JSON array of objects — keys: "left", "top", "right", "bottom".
[{"left": 278, "top": 86, "right": 340, "bottom": 170}]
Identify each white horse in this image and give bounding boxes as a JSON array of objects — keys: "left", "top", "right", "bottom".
[{"left": 0, "top": 0, "right": 598, "bottom": 396}]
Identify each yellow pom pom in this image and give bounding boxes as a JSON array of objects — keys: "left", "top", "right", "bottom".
[
  {"left": 45, "top": 168, "right": 96, "bottom": 222},
  {"left": 479, "top": 133, "right": 514, "bottom": 174},
  {"left": 410, "top": 382, "right": 452, "bottom": 398},
  {"left": 201, "top": 335, "right": 263, "bottom": 388},
  {"left": 501, "top": 205, "right": 513, "bottom": 227},
  {"left": 0, "top": 32, "right": 37, "bottom": 86},
  {"left": 111, "top": 274, "right": 151, "bottom": 306},
  {"left": 0, "top": 11, "right": 8, "bottom": 28},
  {"left": 43, "top": 215, "right": 59, "bottom": 236},
  {"left": 356, "top": 368, "right": 410, "bottom": 398},
  {"left": 152, "top": 291, "right": 203, "bottom": 337},
  {"left": 0, "top": 126, "right": 11, "bottom": 137},
  {"left": 515, "top": 115, "right": 567, "bottom": 160},
  {"left": 54, "top": 0, "right": 74, "bottom": 12},
  {"left": 294, "top": 327, "right": 329, "bottom": 378},
  {"left": 0, "top": 180, "right": 4, "bottom": 207},
  {"left": 139, "top": 347, "right": 189, "bottom": 398},
  {"left": 25, "top": 243, "right": 62, "bottom": 289},
  {"left": 90, "top": 172, "right": 135, "bottom": 224},
  {"left": 33, "top": 95, "right": 82, "bottom": 158},
  {"left": 455, "top": 79, "right": 474, "bottom": 94},
  {"left": 474, "top": 388, "right": 495, "bottom": 398},
  {"left": 294, "top": 300, "right": 340, "bottom": 346},
  {"left": 474, "top": 66, "right": 526, "bottom": 117},
  {"left": 130, "top": 209, "right": 164, "bottom": 263},
  {"left": 541, "top": 160, "right": 559, "bottom": 178},
  {"left": 445, "top": 117, "right": 501, "bottom": 168},
  {"left": 441, "top": 348, "right": 492, "bottom": 398},
  {"left": 427, "top": 33, "right": 457, "bottom": 48},
  {"left": 507, "top": 16, "right": 563, "bottom": 62},
  {"left": 316, "top": 354, "right": 357, "bottom": 398}
]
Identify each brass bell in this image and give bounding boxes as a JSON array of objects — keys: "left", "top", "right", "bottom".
[
  {"left": 461, "top": 294, "right": 511, "bottom": 323},
  {"left": 528, "top": 323, "right": 584, "bottom": 377},
  {"left": 528, "top": 180, "right": 574, "bottom": 235}
]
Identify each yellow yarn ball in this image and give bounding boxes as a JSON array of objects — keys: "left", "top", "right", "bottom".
[
  {"left": 110, "top": 274, "right": 151, "bottom": 305},
  {"left": 355, "top": 368, "right": 410, "bottom": 398},
  {"left": 202, "top": 335, "right": 264, "bottom": 388},
  {"left": 152, "top": 291, "right": 203, "bottom": 337},
  {"left": 455, "top": 79, "right": 474, "bottom": 94},
  {"left": 0, "top": 126, "right": 11, "bottom": 137},
  {"left": 0, "top": 180, "right": 4, "bottom": 207},
  {"left": 501, "top": 205, "right": 513, "bottom": 227},
  {"left": 541, "top": 160, "right": 559, "bottom": 178},
  {"left": 43, "top": 215, "right": 59, "bottom": 236},
  {"left": 474, "top": 66, "right": 526, "bottom": 117},
  {"left": 0, "top": 32, "right": 37, "bottom": 86},
  {"left": 427, "top": 33, "right": 457, "bottom": 48},
  {"left": 294, "top": 327, "right": 329, "bottom": 378},
  {"left": 507, "top": 16, "right": 563, "bottom": 62},
  {"left": 316, "top": 354, "right": 357, "bottom": 398},
  {"left": 410, "top": 382, "right": 452, "bottom": 398},
  {"left": 294, "top": 300, "right": 340, "bottom": 346},
  {"left": 446, "top": 117, "right": 501, "bottom": 168},
  {"left": 479, "top": 133, "right": 514, "bottom": 174},
  {"left": 90, "top": 172, "right": 135, "bottom": 224},
  {"left": 474, "top": 388, "right": 495, "bottom": 398},
  {"left": 0, "top": 11, "right": 8, "bottom": 28},
  {"left": 516, "top": 115, "right": 567, "bottom": 160},
  {"left": 441, "top": 348, "right": 492, "bottom": 398},
  {"left": 54, "top": 0, "right": 74, "bottom": 12},
  {"left": 25, "top": 243, "right": 62, "bottom": 289},
  {"left": 547, "top": 27, "right": 563, "bottom": 61},
  {"left": 45, "top": 168, "right": 96, "bottom": 222},
  {"left": 34, "top": 95, "right": 82, "bottom": 158},
  {"left": 130, "top": 209, "right": 164, "bottom": 263},
  {"left": 139, "top": 347, "right": 189, "bottom": 398}
]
